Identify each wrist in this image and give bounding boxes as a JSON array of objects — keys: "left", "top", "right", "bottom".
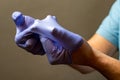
[
  {"left": 71, "top": 40, "right": 94, "bottom": 65},
  {"left": 87, "top": 48, "right": 120, "bottom": 80}
]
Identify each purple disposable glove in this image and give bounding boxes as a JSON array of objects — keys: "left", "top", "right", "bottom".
[
  {"left": 28, "top": 15, "right": 84, "bottom": 64},
  {"left": 29, "top": 15, "right": 83, "bottom": 51},
  {"left": 12, "top": 11, "right": 84, "bottom": 64},
  {"left": 40, "top": 37, "right": 73, "bottom": 64},
  {"left": 12, "top": 11, "right": 45, "bottom": 55}
]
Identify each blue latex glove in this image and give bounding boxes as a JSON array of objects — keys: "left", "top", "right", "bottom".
[
  {"left": 40, "top": 37, "right": 73, "bottom": 64},
  {"left": 29, "top": 15, "right": 83, "bottom": 51},
  {"left": 12, "top": 11, "right": 84, "bottom": 64},
  {"left": 28, "top": 15, "right": 84, "bottom": 64},
  {"left": 12, "top": 11, "right": 45, "bottom": 55}
]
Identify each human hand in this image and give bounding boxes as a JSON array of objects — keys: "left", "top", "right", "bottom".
[
  {"left": 29, "top": 15, "right": 84, "bottom": 51},
  {"left": 12, "top": 11, "right": 74, "bottom": 64},
  {"left": 12, "top": 11, "right": 45, "bottom": 55},
  {"left": 40, "top": 37, "right": 73, "bottom": 64},
  {"left": 28, "top": 15, "right": 84, "bottom": 64},
  {"left": 12, "top": 11, "right": 84, "bottom": 64}
]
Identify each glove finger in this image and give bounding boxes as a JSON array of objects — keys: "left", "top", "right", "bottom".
[
  {"left": 13, "top": 12, "right": 35, "bottom": 43},
  {"left": 12, "top": 11, "right": 45, "bottom": 55},
  {"left": 25, "top": 38, "right": 45, "bottom": 55},
  {"left": 16, "top": 33, "right": 45, "bottom": 55},
  {"left": 40, "top": 37, "right": 57, "bottom": 63},
  {"left": 12, "top": 11, "right": 35, "bottom": 33},
  {"left": 24, "top": 15, "right": 35, "bottom": 28},
  {"left": 40, "top": 37, "right": 72, "bottom": 64},
  {"left": 40, "top": 37, "right": 55, "bottom": 54}
]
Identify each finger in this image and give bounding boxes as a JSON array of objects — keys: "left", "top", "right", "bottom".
[
  {"left": 40, "top": 37, "right": 60, "bottom": 63},
  {"left": 12, "top": 11, "right": 35, "bottom": 33},
  {"left": 40, "top": 37, "right": 72, "bottom": 64},
  {"left": 26, "top": 34, "right": 45, "bottom": 55},
  {"left": 40, "top": 37, "right": 60, "bottom": 57},
  {"left": 25, "top": 38, "right": 36, "bottom": 49},
  {"left": 12, "top": 11, "right": 46, "bottom": 55},
  {"left": 12, "top": 11, "right": 25, "bottom": 27},
  {"left": 12, "top": 11, "right": 35, "bottom": 43},
  {"left": 41, "top": 15, "right": 58, "bottom": 24},
  {"left": 52, "top": 16, "right": 56, "bottom": 19},
  {"left": 18, "top": 38, "right": 45, "bottom": 55},
  {"left": 40, "top": 37, "right": 56, "bottom": 63},
  {"left": 40, "top": 37, "right": 54, "bottom": 53}
]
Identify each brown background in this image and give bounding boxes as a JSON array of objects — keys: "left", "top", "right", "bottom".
[{"left": 0, "top": 0, "right": 115, "bottom": 80}]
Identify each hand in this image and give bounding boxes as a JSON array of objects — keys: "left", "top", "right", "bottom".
[
  {"left": 29, "top": 15, "right": 84, "bottom": 51},
  {"left": 40, "top": 37, "right": 72, "bottom": 64},
  {"left": 12, "top": 11, "right": 45, "bottom": 55},
  {"left": 12, "top": 12, "right": 84, "bottom": 64},
  {"left": 28, "top": 15, "right": 84, "bottom": 64}
]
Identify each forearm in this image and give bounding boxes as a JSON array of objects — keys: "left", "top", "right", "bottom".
[
  {"left": 72, "top": 39, "right": 120, "bottom": 80},
  {"left": 68, "top": 41, "right": 94, "bottom": 74},
  {"left": 89, "top": 48, "right": 120, "bottom": 80}
]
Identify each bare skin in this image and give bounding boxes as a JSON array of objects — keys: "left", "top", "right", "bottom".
[
  {"left": 70, "top": 33, "right": 117, "bottom": 74},
  {"left": 71, "top": 33, "right": 119, "bottom": 80}
]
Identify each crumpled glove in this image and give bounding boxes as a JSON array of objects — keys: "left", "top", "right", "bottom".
[
  {"left": 28, "top": 15, "right": 84, "bottom": 64},
  {"left": 29, "top": 15, "right": 83, "bottom": 51},
  {"left": 12, "top": 11, "right": 45, "bottom": 55},
  {"left": 12, "top": 11, "right": 84, "bottom": 64},
  {"left": 40, "top": 37, "right": 73, "bottom": 64}
]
